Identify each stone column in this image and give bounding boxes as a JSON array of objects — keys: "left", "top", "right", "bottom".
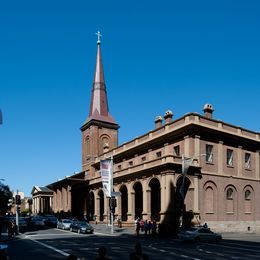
[
  {"left": 237, "top": 146, "right": 243, "bottom": 177},
  {"left": 94, "top": 190, "right": 100, "bottom": 222},
  {"left": 160, "top": 171, "right": 175, "bottom": 215},
  {"left": 194, "top": 135, "right": 200, "bottom": 157},
  {"left": 256, "top": 150, "right": 260, "bottom": 180},
  {"left": 143, "top": 179, "right": 151, "bottom": 220},
  {"left": 127, "top": 182, "right": 135, "bottom": 222},
  {"left": 184, "top": 135, "right": 190, "bottom": 157},
  {"left": 67, "top": 186, "right": 71, "bottom": 212},
  {"left": 193, "top": 176, "right": 199, "bottom": 213},
  {"left": 103, "top": 196, "right": 109, "bottom": 223},
  {"left": 218, "top": 141, "right": 224, "bottom": 175}
]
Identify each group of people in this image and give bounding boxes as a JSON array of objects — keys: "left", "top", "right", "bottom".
[{"left": 135, "top": 218, "right": 157, "bottom": 237}]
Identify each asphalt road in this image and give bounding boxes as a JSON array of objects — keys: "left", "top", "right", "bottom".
[{"left": 3, "top": 226, "right": 260, "bottom": 259}]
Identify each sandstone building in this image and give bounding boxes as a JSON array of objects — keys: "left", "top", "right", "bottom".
[{"left": 46, "top": 36, "right": 260, "bottom": 232}]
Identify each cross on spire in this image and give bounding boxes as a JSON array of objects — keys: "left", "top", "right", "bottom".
[{"left": 96, "top": 31, "right": 102, "bottom": 44}]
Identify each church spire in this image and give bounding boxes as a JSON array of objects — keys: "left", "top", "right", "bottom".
[{"left": 84, "top": 31, "right": 117, "bottom": 126}]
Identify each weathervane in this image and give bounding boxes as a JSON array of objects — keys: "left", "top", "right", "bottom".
[{"left": 96, "top": 31, "right": 102, "bottom": 44}]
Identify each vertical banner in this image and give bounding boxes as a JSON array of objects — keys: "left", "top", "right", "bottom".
[{"left": 100, "top": 159, "right": 112, "bottom": 197}]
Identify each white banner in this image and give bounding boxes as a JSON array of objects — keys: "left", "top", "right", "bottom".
[{"left": 100, "top": 159, "right": 112, "bottom": 197}]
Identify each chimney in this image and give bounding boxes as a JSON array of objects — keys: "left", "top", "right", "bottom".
[
  {"left": 164, "top": 110, "right": 173, "bottom": 124},
  {"left": 155, "top": 116, "right": 163, "bottom": 128},
  {"left": 203, "top": 104, "right": 214, "bottom": 119}
]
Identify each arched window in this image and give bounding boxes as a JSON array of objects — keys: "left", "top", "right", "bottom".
[
  {"left": 245, "top": 190, "right": 251, "bottom": 200},
  {"left": 85, "top": 136, "right": 90, "bottom": 155},
  {"left": 100, "top": 135, "right": 110, "bottom": 153},
  {"left": 226, "top": 188, "right": 233, "bottom": 199},
  {"left": 205, "top": 187, "right": 214, "bottom": 213}
]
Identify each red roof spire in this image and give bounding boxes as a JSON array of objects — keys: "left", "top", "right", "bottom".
[{"left": 85, "top": 32, "right": 117, "bottom": 125}]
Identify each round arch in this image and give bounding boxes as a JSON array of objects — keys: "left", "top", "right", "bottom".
[
  {"left": 133, "top": 181, "right": 143, "bottom": 219},
  {"left": 88, "top": 191, "right": 95, "bottom": 221},
  {"left": 119, "top": 185, "right": 128, "bottom": 221},
  {"left": 149, "top": 178, "right": 161, "bottom": 221}
]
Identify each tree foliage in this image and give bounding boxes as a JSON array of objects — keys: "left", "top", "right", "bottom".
[{"left": 0, "top": 182, "right": 12, "bottom": 214}]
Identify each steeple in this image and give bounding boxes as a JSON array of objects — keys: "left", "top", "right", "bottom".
[{"left": 84, "top": 31, "right": 117, "bottom": 127}]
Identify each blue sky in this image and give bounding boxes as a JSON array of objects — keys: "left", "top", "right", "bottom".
[{"left": 0, "top": 1, "right": 259, "bottom": 196}]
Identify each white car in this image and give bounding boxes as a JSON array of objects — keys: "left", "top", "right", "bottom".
[
  {"left": 57, "top": 219, "right": 72, "bottom": 230},
  {"left": 178, "top": 227, "right": 222, "bottom": 242}
]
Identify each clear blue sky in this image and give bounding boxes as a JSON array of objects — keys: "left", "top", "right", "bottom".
[{"left": 0, "top": 1, "right": 259, "bottom": 196}]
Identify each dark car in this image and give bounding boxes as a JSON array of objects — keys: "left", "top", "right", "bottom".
[
  {"left": 44, "top": 216, "right": 58, "bottom": 227},
  {"left": 70, "top": 221, "right": 94, "bottom": 234}
]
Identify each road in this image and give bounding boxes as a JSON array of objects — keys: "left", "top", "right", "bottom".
[{"left": 3, "top": 225, "right": 260, "bottom": 259}]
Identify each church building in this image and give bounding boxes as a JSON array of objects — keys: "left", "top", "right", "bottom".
[{"left": 46, "top": 34, "right": 260, "bottom": 233}]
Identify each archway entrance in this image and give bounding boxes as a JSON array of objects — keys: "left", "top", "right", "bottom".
[
  {"left": 120, "top": 185, "right": 128, "bottom": 221},
  {"left": 134, "top": 182, "right": 143, "bottom": 219},
  {"left": 149, "top": 178, "right": 161, "bottom": 221},
  {"left": 98, "top": 190, "right": 104, "bottom": 221}
]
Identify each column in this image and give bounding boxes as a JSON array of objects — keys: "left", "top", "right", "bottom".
[
  {"left": 160, "top": 171, "right": 174, "bottom": 215},
  {"left": 103, "top": 196, "right": 109, "bottom": 223},
  {"left": 127, "top": 182, "right": 135, "bottom": 222},
  {"left": 193, "top": 176, "right": 199, "bottom": 213},
  {"left": 237, "top": 146, "right": 243, "bottom": 177},
  {"left": 194, "top": 135, "right": 200, "bottom": 158},
  {"left": 184, "top": 135, "right": 190, "bottom": 157},
  {"left": 67, "top": 186, "right": 71, "bottom": 212},
  {"left": 218, "top": 141, "right": 224, "bottom": 175},
  {"left": 143, "top": 179, "right": 151, "bottom": 220},
  {"left": 94, "top": 190, "right": 100, "bottom": 222},
  {"left": 256, "top": 150, "right": 260, "bottom": 180}
]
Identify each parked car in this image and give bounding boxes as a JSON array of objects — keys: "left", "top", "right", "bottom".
[
  {"left": 44, "top": 215, "right": 58, "bottom": 227},
  {"left": 57, "top": 219, "right": 72, "bottom": 230},
  {"left": 178, "top": 227, "right": 222, "bottom": 242},
  {"left": 28, "top": 216, "right": 45, "bottom": 228},
  {"left": 70, "top": 221, "right": 94, "bottom": 234}
]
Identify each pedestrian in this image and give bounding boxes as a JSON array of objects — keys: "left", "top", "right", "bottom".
[
  {"left": 136, "top": 219, "right": 140, "bottom": 236},
  {"left": 129, "top": 243, "right": 149, "bottom": 260},
  {"left": 151, "top": 220, "right": 157, "bottom": 237},
  {"left": 148, "top": 220, "right": 152, "bottom": 235},
  {"left": 95, "top": 246, "right": 109, "bottom": 260},
  {"left": 144, "top": 220, "right": 148, "bottom": 236}
]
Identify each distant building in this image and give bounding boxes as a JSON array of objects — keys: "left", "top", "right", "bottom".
[
  {"left": 31, "top": 186, "right": 53, "bottom": 215},
  {"left": 47, "top": 35, "right": 260, "bottom": 232}
]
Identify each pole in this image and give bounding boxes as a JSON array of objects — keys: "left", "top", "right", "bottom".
[
  {"left": 110, "top": 155, "right": 114, "bottom": 235},
  {"left": 16, "top": 190, "right": 19, "bottom": 234}
]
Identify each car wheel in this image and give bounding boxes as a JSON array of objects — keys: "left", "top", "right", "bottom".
[
  {"left": 77, "top": 229, "right": 81, "bottom": 234},
  {"left": 70, "top": 227, "right": 73, "bottom": 232},
  {"left": 57, "top": 225, "right": 59, "bottom": 229},
  {"left": 62, "top": 226, "right": 65, "bottom": 230}
]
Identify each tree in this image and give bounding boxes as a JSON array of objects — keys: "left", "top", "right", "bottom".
[{"left": 0, "top": 182, "right": 12, "bottom": 214}]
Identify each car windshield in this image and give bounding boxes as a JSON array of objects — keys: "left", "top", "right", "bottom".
[
  {"left": 79, "top": 221, "right": 89, "bottom": 226},
  {"left": 63, "top": 220, "right": 71, "bottom": 223}
]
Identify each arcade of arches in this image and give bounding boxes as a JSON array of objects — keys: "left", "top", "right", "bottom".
[{"left": 86, "top": 173, "right": 195, "bottom": 228}]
